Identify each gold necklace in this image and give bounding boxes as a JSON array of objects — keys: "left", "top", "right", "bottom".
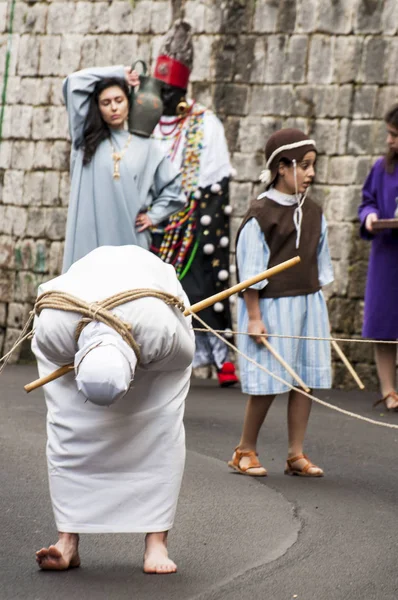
[{"left": 109, "top": 133, "right": 132, "bottom": 179}]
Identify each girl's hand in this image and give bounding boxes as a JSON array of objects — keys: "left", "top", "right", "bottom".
[
  {"left": 135, "top": 212, "right": 153, "bottom": 232},
  {"left": 248, "top": 318, "right": 267, "bottom": 344},
  {"left": 365, "top": 212, "right": 378, "bottom": 233},
  {"left": 125, "top": 67, "right": 140, "bottom": 88}
]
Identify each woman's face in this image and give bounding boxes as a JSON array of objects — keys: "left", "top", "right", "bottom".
[
  {"left": 386, "top": 123, "right": 398, "bottom": 153},
  {"left": 98, "top": 86, "right": 129, "bottom": 129},
  {"left": 276, "top": 151, "right": 316, "bottom": 195}
]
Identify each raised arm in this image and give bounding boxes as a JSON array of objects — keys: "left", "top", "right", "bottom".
[{"left": 62, "top": 65, "right": 126, "bottom": 146}]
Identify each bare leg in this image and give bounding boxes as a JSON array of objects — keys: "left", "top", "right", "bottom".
[
  {"left": 143, "top": 532, "right": 177, "bottom": 574},
  {"left": 239, "top": 394, "right": 275, "bottom": 451},
  {"left": 374, "top": 343, "right": 398, "bottom": 408},
  {"left": 287, "top": 389, "right": 322, "bottom": 476},
  {"left": 36, "top": 532, "right": 80, "bottom": 570}
]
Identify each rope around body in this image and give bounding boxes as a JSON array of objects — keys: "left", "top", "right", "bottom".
[{"left": 188, "top": 311, "right": 398, "bottom": 431}]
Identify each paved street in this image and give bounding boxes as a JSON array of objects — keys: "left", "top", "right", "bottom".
[{"left": 1, "top": 366, "right": 398, "bottom": 600}]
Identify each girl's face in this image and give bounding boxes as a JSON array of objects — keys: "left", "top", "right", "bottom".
[
  {"left": 276, "top": 151, "right": 316, "bottom": 195},
  {"left": 98, "top": 86, "right": 129, "bottom": 129},
  {"left": 386, "top": 123, "right": 398, "bottom": 153}
]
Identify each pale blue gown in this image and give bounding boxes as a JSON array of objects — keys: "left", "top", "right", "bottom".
[
  {"left": 237, "top": 210, "right": 334, "bottom": 395},
  {"left": 62, "top": 65, "right": 186, "bottom": 271}
]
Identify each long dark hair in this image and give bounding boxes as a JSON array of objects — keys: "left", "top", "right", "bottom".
[
  {"left": 78, "top": 78, "right": 130, "bottom": 166},
  {"left": 384, "top": 103, "right": 398, "bottom": 173}
]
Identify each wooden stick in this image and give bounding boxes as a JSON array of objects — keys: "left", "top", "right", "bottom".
[
  {"left": 24, "top": 365, "right": 74, "bottom": 393},
  {"left": 24, "top": 256, "right": 301, "bottom": 393},
  {"left": 183, "top": 256, "right": 301, "bottom": 316},
  {"left": 260, "top": 338, "right": 311, "bottom": 393},
  {"left": 331, "top": 339, "right": 365, "bottom": 390}
]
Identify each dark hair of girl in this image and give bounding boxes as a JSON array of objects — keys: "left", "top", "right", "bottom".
[
  {"left": 384, "top": 103, "right": 398, "bottom": 173},
  {"left": 78, "top": 77, "right": 130, "bottom": 166}
]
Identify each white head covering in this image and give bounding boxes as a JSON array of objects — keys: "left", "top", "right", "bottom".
[{"left": 74, "top": 321, "right": 137, "bottom": 407}]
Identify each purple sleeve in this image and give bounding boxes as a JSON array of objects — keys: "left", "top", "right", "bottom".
[{"left": 358, "top": 160, "right": 381, "bottom": 241}]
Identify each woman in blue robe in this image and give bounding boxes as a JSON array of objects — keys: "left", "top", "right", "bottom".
[{"left": 62, "top": 65, "right": 186, "bottom": 271}]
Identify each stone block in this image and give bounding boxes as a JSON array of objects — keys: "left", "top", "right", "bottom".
[
  {"left": 231, "top": 151, "right": 263, "bottom": 182},
  {"left": 5, "top": 76, "right": 21, "bottom": 104},
  {"left": 249, "top": 37, "right": 267, "bottom": 84},
  {"left": 0, "top": 141, "right": 12, "bottom": 169},
  {"left": 42, "top": 172, "right": 60, "bottom": 206},
  {"left": 362, "top": 37, "right": 388, "bottom": 84},
  {"left": 59, "top": 172, "right": 71, "bottom": 207},
  {"left": 0, "top": 303, "right": 6, "bottom": 327},
  {"left": 328, "top": 297, "right": 357, "bottom": 334},
  {"left": 314, "top": 156, "right": 328, "bottom": 184},
  {"left": 386, "top": 38, "right": 398, "bottom": 85},
  {"left": 14, "top": 271, "right": 45, "bottom": 303},
  {"left": 381, "top": 0, "right": 398, "bottom": 34},
  {"left": 8, "top": 105, "right": 33, "bottom": 139},
  {"left": 131, "top": 0, "right": 152, "bottom": 33},
  {"left": 95, "top": 35, "right": 115, "bottom": 67},
  {"left": 249, "top": 84, "right": 293, "bottom": 117},
  {"left": 108, "top": 1, "right": 133, "bottom": 33},
  {"left": 354, "top": 0, "right": 383, "bottom": 33},
  {"left": 14, "top": 239, "right": 39, "bottom": 271},
  {"left": 51, "top": 107, "right": 69, "bottom": 139},
  {"left": 0, "top": 206, "right": 27, "bottom": 237},
  {"left": 347, "top": 120, "right": 374, "bottom": 155},
  {"left": 330, "top": 258, "right": 349, "bottom": 297},
  {"left": 308, "top": 35, "right": 334, "bottom": 85},
  {"left": 327, "top": 223, "right": 353, "bottom": 260},
  {"left": 284, "top": 35, "right": 308, "bottom": 84},
  {"left": 229, "top": 182, "right": 253, "bottom": 216},
  {"left": 204, "top": 3, "right": 223, "bottom": 33},
  {"left": 80, "top": 36, "right": 96, "bottom": 67},
  {"left": 220, "top": 0, "right": 253, "bottom": 34},
  {"left": 333, "top": 37, "right": 364, "bottom": 84},
  {"left": 190, "top": 35, "right": 213, "bottom": 81},
  {"left": 183, "top": 1, "right": 206, "bottom": 33},
  {"left": 20, "top": 77, "right": 52, "bottom": 106},
  {"left": 74, "top": 2, "right": 93, "bottom": 34},
  {"left": 253, "top": 0, "right": 279, "bottom": 33},
  {"left": 39, "top": 35, "right": 62, "bottom": 76},
  {"left": 329, "top": 156, "right": 357, "bottom": 184},
  {"left": 33, "top": 141, "right": 53, "bottom": 169},
  {"left": 7, "top": 303, "right": 27, "bottom": 329},
  {"left": 59, "top": 35, "right": 84, "bottom": 76},
  {"left": 264, "top": 35, "right": 288, "bottom": 84},
  {"left": 24, "top": 171, "right": 44, "bottom": 206},
  {"left": 49, "top": 241, "right": 64, "bottom": 275},
  {"left": 2, "top": 170, "right": 24, "bottom": 205},
  {"left": 310, "top": 119, "right": 338, "bottom": 154},
  {"left": 51, "top": 141, "right": 70, "bottom": 171},
  {"left": 26, "top": 208, "right": 47, "bottom": 239},
  {"left": 45, "top": 208, "right": 67, "bottom": 240},
  {"left": 32, "top": 107, "right": 54, "bottom": 141},
  {"left": 10, "top": 141, "right": 35, "bottom": 170},
  {"left": 213, "top": 83, "right": 248, "bottom": 116},
  {"left": 91, "top": 3, "right": 110, "bottom": 33},
  {"left": 0, "top": 235, "right": 15, "bottom": 270},
  {"left": 317, "top": 0, "right": 355, "bottom": 34},
  {"left": 371, "top": 119, "right": 387, "bottom": 155},
  {"left": 0, "top": 33, "right": 19, "bottom": 77},
  {"left": 16, "top": 34, "right": 40, "bottom": 76},
  {"left": 136, "top": 35, "right": 151, "bottom": 65},
  {"left": 212, "top": 35, "right": 235, "bottom": 82},
  {"left": 13, "top": 2, "right": 47, "bottom": 34},
  {"left": 190, "top": 82, "right": 213, "bottom": 111},
  {"left": 33, "top": 240, "right": 49, "bottom": 273},
  {"left": 233, "top": 36, "right": 256, "bottom": 84},
  {"left": 3, "top": 328, "right": 24, "bottom": 364},
  {"left": 112, "top": 34, "right": 138, "bottom": 66},
  {"left": 0, "top": 270, "right": 15, "bottom": 302},
  {"left": 355, "top": 157, "right": 372, "bottom": 184},
  {"left": 229, "top": 216, "right": 243, "bottom": 247},
  {"left": 50, "top": 78, "right": 65, "bottom": 106},
  {"left": 336, "top": 118, "right": 350, "bottom": 155},
  {"left": 347, "top": 260, "right": 368, "bottom": 299},
  {"left": 150, "top": 1, "right": 172, "bottom": 33},
  {"left": 282, "top": 116, "right": 308, "bottom": 132},
  {"left": 0, "top": 3, "right": 6, "bottom": 33},
  {"left": 47, "top": 3, "right": 76, "bottom": 34},
  {"left": 295, "top": 0, "right": 317, "bottom": 33},
  {"left": 376, "top": 86, "right": 398, "bottom": 118},
  {"left": 276, "top": 0, "right": 297, "bottom": 33}
]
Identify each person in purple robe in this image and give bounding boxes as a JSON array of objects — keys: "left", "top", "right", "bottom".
[{"left": 358, "top": 103, "right": 398, "bottom": 410}]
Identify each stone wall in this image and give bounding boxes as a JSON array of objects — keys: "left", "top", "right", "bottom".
[{"left": 1, "top": 0, "right": 397, "bottom": 386}]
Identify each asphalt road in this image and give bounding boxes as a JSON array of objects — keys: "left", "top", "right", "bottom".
[{"left": 1, "top": 366, "right": 398, "bottom": 600}]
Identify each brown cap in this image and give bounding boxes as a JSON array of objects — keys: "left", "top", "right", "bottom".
[{"left": 260, "top": 129, "right": 317, "bottom": 187}]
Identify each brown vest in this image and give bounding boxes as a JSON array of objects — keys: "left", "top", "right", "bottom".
[{"left": 236, "top": 196, "right": 322, "bottom": 298}]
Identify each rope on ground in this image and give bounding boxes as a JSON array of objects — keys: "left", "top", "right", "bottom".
[
  {"left": 188, "top": 311, "right": 398, "bottom": 431},
  {"left": 192, "top": 327, "right": 398, "bottom": 345}
]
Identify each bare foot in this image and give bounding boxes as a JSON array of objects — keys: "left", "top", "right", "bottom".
[
  {"left": 36, "top": 533, "right": 80, "bottom": 570},
  {"left": 143, "top": 532, "right": 177, "bottom": 574}
]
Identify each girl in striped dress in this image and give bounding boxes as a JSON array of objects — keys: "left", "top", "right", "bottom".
[{"left": 228, "top": 129, "right": 333, "bottom": 478}]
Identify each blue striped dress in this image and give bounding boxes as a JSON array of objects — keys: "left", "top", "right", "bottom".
[{"left": 237, "top": 215, "right": 334, "bottom": 395}]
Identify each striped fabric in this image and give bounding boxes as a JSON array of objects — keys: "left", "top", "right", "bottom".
[{"left": 237, "top": 217, "right": 333, "bottom": 395}]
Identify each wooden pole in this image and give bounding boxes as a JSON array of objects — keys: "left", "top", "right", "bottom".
[
  {"left": 260, "top": 338, "right": 311, "bottom": 393},
  {"left": 331, "top": 340, "right": 365, "bottom": 390},
  {"left": 24, "top": 256, "right": 301, "bottom": 393}
]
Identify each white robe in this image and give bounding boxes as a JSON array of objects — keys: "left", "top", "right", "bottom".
[{"left": 32, "top": 246, "right": 195, "bottom": 533}]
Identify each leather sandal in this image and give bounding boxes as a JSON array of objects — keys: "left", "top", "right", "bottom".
[
  {"left": 373, "top": 391, "right": 398, "bottom": 411},
  {"left": 228, "top": 447, "right": 267, "bottom": 477},
  {"left": 284, "top": 454, "right": 324, "bottom": 477}
]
